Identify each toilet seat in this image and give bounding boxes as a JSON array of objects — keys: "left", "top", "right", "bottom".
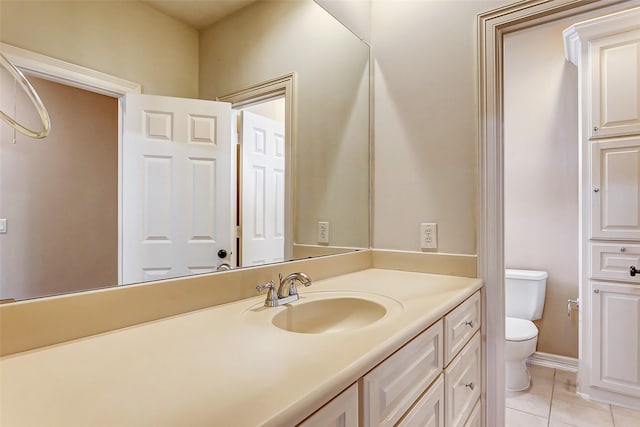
[{"left": 506, "top": 317, "right": 538, "bottom": 342}]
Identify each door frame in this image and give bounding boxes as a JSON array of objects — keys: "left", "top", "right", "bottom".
[
  {"left": 217, "top": 74, "right": 296, "bottom": 263},
  {"left": 0, "top": 43, "right": 141, "bottom": 284},
  {"left": 477, "top": 1, "right": 631, "bottom": 425}
]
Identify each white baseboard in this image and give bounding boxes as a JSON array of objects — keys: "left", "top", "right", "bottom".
[{"left": 527, "top": 351, "right": 578, "bottom": 372}]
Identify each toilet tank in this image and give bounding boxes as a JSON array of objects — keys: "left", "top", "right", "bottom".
[{"left": 505, "top": 269, "right": 547, "bottom": 320}]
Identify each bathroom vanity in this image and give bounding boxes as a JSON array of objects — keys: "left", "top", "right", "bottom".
[{"left": 0, "top": 268, "right": 482, "bottom": 426}]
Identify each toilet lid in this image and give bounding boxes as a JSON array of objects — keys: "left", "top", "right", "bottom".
[{"left": 506, "top": 317, "right": 538, "bottom": 342}]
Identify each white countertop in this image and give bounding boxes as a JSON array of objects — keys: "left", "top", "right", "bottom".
[{"left": 0, "top": 269, "right": 482, "bottom": 426}]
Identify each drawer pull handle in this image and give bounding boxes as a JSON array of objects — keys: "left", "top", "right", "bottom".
[
  {"left": 631, "top": 266, "right": 638, "bottom": 277},
  {"left": 464, "top": 320, "right": 474, "bottom": 328},
  {"left": 465, "top": 382, "right": 475, "bottom": 390}
]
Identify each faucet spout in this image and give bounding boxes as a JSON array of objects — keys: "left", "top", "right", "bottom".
[{"left": 277, "top": 272, "right": 312, "bottom": 298}]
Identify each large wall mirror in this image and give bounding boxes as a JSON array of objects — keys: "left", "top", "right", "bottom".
[{"left": 0, "top": 0, "right": 370, "bottom": 301}]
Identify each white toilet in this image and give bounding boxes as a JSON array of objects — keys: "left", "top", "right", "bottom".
[{"left": 505, "top": 269, "right": 547, "bottom": 391}]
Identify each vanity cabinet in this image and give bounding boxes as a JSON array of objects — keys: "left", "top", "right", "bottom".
[
  {"left": 299, "top": 291, "right": 482, "bottom": 427},
  {"left": 359, "top": 291, "right": 481, "bottom": 427}
]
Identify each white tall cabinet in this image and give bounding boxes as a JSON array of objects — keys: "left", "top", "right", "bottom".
[{"left": 564, "top": 7, "right": 640, "bottom": 410}]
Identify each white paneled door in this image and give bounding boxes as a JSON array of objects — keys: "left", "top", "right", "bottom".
[
  {"left": 240, "top": 110, "right": 285, "bottom": 267},
  {"left": 122, "top": 94, "right": 233, "bottom": 283}
]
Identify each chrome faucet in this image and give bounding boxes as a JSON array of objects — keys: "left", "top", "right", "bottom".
[{"left": 256, "top": 272, "right": 312, "bottom": 307}]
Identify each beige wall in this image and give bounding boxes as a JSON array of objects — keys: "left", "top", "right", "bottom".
[
  {"left": 0, "top": 1, "right": 199, "bottom": 98},
  {"left": 0, "top": 76, "right": 118, "bottom": 300},
  {"left": 371, "top": 0, "right": 511, "bottom": 254},
  {"left": 315, "top": 0, "right": 372, "bottom": 44},
  {"left": 200, "top": 0, "right": 370, "bottom": 248},
  {"left": 243, "top": 98, "right": 286, "bottom": 123},
  {"left": 504, "top": 20, "right": 581, "bottom": 358}
]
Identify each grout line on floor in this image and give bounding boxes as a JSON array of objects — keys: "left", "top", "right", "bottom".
[{"left": 546, "top": 367, "right": 556, "bottom": 427}]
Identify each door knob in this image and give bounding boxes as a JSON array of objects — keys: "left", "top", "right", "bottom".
[{"left": 218, "top": 249, "right": 228, "bottom": 259}]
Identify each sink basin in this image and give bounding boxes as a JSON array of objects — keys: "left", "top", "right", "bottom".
[{"left": 271, "top": 297, "right": 387, "bottom": 334}]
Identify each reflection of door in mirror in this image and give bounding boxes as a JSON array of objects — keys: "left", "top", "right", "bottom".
[
  {"left": 122, "top": 94, "right": 234, "bottom": 283},
  {"left": 0, "top": 75, "right": 118, "bottom": 301},
  {"left": 239, "top": 100, "right": 286, "bottom": 267}
]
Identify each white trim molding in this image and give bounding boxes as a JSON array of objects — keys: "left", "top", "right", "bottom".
[
  {"left": 527, "top": 351, "right": 579, "bottom": 373},
  {"left": 477, "top": 1, "right": 628, "bottom": 426},
  {"left": 0, "top": 43, "right": 141, "bottom": 97},
  {"left": 0, "top": 44, "right": 142, "bottom": 285}
]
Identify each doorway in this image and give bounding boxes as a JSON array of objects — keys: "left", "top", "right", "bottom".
[
  {"left": 236, "top": 97, "right": 286, "bottom": 267},
  {"left": 477, "top": 1, "right": 631, "bottom": 426},
  {"left": 218, "top": 73, "right": 295, "bottom": 266}
]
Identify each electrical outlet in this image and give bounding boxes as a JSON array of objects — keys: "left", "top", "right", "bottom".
[
  {"left": 318, "top": 221, "right": 329, "bottom": 244},
  {"left": 420, "top": 223, "right": 437, "bottom": 249}
]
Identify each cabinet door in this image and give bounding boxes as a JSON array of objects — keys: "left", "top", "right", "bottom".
[
  {"left": 591, "top": 138, "right": 640, "bottom": 240},
  {"left": 589, "top": 29, "right": 640, "bottom": 139},
  {"left": 396, "top": 374, "right": 444, "bottom": 427},
  {"left": 298, "top": 383, "right": 358, "bottom": 427},
  {"left": 445, "top": 332, "right": 481, "bottom": 427},
  {"left": 591, "top": 282, "right": 640, "bottom": 398}
]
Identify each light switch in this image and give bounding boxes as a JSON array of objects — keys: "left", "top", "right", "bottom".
[{"left": 0, "top": 218, "right": 6, "bottom": 234}]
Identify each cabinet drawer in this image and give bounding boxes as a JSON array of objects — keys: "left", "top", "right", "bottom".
[
  {"left": 298, "top": 383, "right": 358, "bottom": 427},
  {"left": 591, "top": 243, "right": 640, "bottom": 283},
  {"left": 445, "top": 332, "right": 481, "bottom": 427},
  {"left": 361, "top": 319, "right": 443, "bottom": 426},
  {"left": 463, "top": 398, "right": 481, "bottom": 427},
  {"left": 444, "top": 291, "right": 481, "bottom": 365},
  {"left": 396, "top": 374, "right": 444, "bottom": 427}
]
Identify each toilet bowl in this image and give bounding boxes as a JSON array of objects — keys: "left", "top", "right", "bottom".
[
  {"left": 505, "top": 316, "right": 539, "bottom": 391},
  {"left": 505, "top": 269, "right": 547, "bottom": 391}
]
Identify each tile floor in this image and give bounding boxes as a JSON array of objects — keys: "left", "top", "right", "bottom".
[{"left": 505, "top": 365, "right": 640, "bottom": 427}]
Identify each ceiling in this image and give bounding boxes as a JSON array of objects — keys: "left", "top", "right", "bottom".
[{"left": 143, "top": 0, "right": 258, "bottom": 30}]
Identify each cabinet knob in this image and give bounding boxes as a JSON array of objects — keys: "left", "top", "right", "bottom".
[
  {"left": 593, "top": 126, "right": 599, "bottom": 132},
  {"left": 464, "top": 320, "right": 474, "bottom": 328},
  {"left": 631, "top": 266, "right": 638, "bottom": 277},
  {"left": 593, "top": 187, "right": 600, "bottom": 193},
  {"left": 594, "top": 289, "right": 600, "bottom": 294},
  {"left": 620, "top": 247, "right": 626, "bottom": 252},
  {"left": 464, "top": 382, "right": 475, "bottom": 390}
]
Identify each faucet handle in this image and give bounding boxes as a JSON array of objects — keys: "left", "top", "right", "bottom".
[
  {"left": 256, "top": 280, "right": 275, "bottom": 292},
  {"left": 256, "top": 280, "right": 278, "bottom": 306}
]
